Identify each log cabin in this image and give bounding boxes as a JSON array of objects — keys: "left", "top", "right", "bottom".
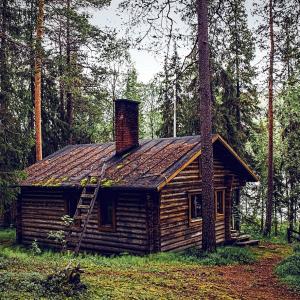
[{"left": 17, "top": 99, "right": 258, "bottom": 254}]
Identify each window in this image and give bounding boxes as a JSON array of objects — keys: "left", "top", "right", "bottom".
[
  {"left": 215, "top": 190, "right": 225, "bottom": 215},
  {"left": 98, "top": 191, "right": 116, "bottom": 231},
  {"left": 64, "top": 190, "right": 81, "bottom": 218},
  {"left": 189, "top": 193, "right": 202, "bottom": 222}
]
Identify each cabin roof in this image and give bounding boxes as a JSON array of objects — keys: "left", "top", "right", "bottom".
[{"left": 21, "top": 134, "right": 258, "bottom": 190}]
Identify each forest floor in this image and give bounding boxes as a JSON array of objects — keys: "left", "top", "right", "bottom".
[
  {"left": 0, "top": 229, "right": 299, "bottom": 299},
  {"left": 208, "top": 243, "right": 299, "bottom": 299}
]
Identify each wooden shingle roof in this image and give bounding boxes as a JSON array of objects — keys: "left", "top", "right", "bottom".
[{"left": 21, "top": 134, "right": 258, "bottom": 190}]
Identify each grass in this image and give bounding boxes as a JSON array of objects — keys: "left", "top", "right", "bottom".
[
  {"left": 0, "top": 228, "right": 291, "bottom": 299},
  {"left": 0, "top": 228, "right": 16, "bottom": 241},
  {"left": 276, "top": 244, "right": 300, "bottom": 291}
]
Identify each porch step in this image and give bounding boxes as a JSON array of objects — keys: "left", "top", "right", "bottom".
[
  {"left": 236, "top": 240, "right": 259, "bottom": 247},
  {"left": 236, "top": 234, "right": 251, "bottom": 242}
]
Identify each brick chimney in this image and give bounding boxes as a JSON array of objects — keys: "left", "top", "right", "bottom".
[{"left": 115, "top": 99, "right": 139, "bottom": 155}]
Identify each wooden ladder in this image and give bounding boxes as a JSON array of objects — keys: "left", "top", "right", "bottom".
[{"left": 65, "top": 162, "right": 107, "bottom": 255}]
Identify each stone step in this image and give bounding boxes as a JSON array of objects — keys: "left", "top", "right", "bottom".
[{"left": 236, "top": 240, "right": 259, "bottom": 247}]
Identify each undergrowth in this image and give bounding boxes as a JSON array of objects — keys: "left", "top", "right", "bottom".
[
  {"left": 184, "top": 246, "right": 256, "bottom": 265},
  {"left": 242, "top": 223, "right": 288, "bottom": 244},
  {"left": 276, "top": 244, "right": 300, "bottom": 291},
  {"left": 0, "top": 228, "right": 16, "bottom": 242},
  {"left": 0, "top": 228, "right": 288, "bottom": 299}
]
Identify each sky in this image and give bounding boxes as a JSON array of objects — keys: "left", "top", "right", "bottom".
[{"left": 91, "top": 0, "right": 264, "bottom": 84}]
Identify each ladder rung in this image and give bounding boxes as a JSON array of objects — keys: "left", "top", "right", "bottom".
[
  {"left": 69, "top": 226, "right": 83, "bottom": 233},
  {"left": 81, "top": 193, "right": 94, "bottom": 199},
  {"left": 67, "top": 237, "right": 80, "bottom": 243},
  {"left": 78, "top": 204, "right": 90, "bottom": 209},
  {"left": 74, "top": 214, "right": 87, "bottom": 220}
]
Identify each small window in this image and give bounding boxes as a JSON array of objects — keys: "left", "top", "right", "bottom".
[
  {"left": 189, "top": 193, "right": 202, "bottom": 222},
  {"left": 215, "top": 190, "right": 225, "bottom": 215},
  {"left": 99, "top": 192, "right": 116, "bottom": 231},
  {"left": 64, "top": 190, "right": 81, "bottom": 218}
]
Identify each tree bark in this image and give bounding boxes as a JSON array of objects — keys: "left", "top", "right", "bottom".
[
  {"left": 34, "top": 0, "right": 45, "bottom": 161},
  {"left": 0, "top": 0, "right": 8, "bottom": 130},
  {"left": 234, "top": 1, "right": 241, "bottom": 132},
  {"left": 197, "top": 0, "right": 216, "bottom": 252},
  {"left": 66, "top": 0, "right": 73, "bottom": 144},
  {"left": 264, "top": 0, "right": 274, "bottom": 236}
]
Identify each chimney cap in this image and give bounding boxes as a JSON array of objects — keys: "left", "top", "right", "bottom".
[{"left": 114, "top": 98, "right": 140, "bottom": 105}]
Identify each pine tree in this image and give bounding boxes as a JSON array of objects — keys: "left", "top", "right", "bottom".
[
  {"left": 264, "top": 0, "right": 275, "bottom": 236},
  {"left": 197, "top": 0, "right": 216, "bottom": 252},
  {"left": 34, "top": 0, "right": 44, "bottom": 161}
]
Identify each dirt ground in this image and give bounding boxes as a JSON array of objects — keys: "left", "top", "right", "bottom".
[{"left": 210, "top": 244, "right": 300, "bottom": 300}]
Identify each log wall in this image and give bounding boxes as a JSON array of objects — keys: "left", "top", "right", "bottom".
[
  {"left": 19, "top": 187, "right": 151, "bottom": 254},
  {"left": 159, "top": 153, "right": 242, "bottom": 252}
]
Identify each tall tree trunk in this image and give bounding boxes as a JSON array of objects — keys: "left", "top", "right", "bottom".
[
  {"left": 274, "top": 199, "right": 278, "bottom": 236},
  {"left": 288, "top": 177, "right": 295, "bottom": 232},
  {"left": 66, "top": 0, "right": 73, "bottom": 144},
  {"left": 0, "top": 0, "right": 8, "bottom": 131},
  {"left": 34, "top": 0, "right": 45, "bottom": 161},
  {"left": 58, "top": 20, "right": 65, "bottom": 123},
  {"left": 234, "top": 1, "right": 241, "bottom": 133},
  {"left": 197, "top": 0, "right": 216, "bottom": 252},
  {"left": 260, "top": 188, "right": 264, "bottom": 232},
  {"left": 29, "top": 0, "right": 36, "bottom": 164},
  {"left": 264, "top": 0, "right": 274, "bottom": 236}
]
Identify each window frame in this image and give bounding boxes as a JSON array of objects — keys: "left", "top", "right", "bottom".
[
  {"left": 214, "top": 189, "right": 225, "bottom": 216},
  {"left": 98, "top": 190, "right": 116, "bottom": 232},
  {"left": 188, "top": 191, "right": 203, "bottom": 225}
]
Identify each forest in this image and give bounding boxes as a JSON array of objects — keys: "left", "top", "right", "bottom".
[{"left": 0, "top": 0, "right": 300, "bottom": 299}]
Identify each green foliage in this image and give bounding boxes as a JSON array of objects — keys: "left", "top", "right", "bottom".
[
  {"left": 242, "top": 223, "right": 288, "bottom": 244},
  {"left": 48, "top": 230, "right": 66, "bottom": 246},
  {"left": 276, "top": 246, "right": 300, "bottom": 290},
  {"left": 0, "top": 269, "right": 87, "bottom": 299},
  {"left": 0, "top": 228, "right": 16, "bottom": 242},
  {"left": 1, "top": 229, "right": 296, "bottom": 299},
  {"left": 43, "top": 264, "right": 86, "bottom": 298},
  {"left": 61, "top": 215, "right": 74, "bottom": 227},
  {"left": 30, "top": 239, "right": 42, "bottom": 256},
  {"left": 184, "top": 246, "right": 256, "bottom": 266},
  {"left": 47, "top": 215, "right": 74, "bottom": 251}
]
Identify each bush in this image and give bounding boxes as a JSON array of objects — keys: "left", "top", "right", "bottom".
[
  {"left": 276, "top": 248, "right": 300, "bottom": 290},
  {"left": 44, "top": 263, "right": 87, "bottom": 297},
  {"left": 0, "top": 264, "right": 87, "bottom": 298},
  {"left": 0, "top": 271, "right": 44, "bottom": 294}
]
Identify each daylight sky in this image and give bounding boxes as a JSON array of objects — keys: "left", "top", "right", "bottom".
[{"left": 91, "top": 0, "right": 263, "bottom": 84}]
